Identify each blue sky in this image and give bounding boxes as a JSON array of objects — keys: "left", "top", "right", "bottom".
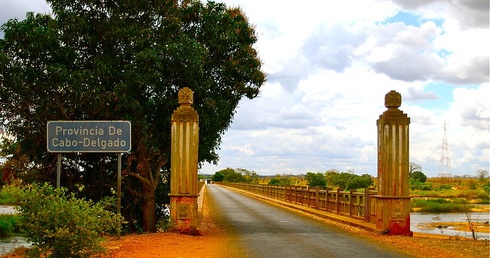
[{"left": 1, "top": 0, "right": 489, "bottom": 177}]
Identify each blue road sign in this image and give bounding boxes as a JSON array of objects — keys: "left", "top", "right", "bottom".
[{"left": 47, "top": 121, "right": 131, "bottom": 153}]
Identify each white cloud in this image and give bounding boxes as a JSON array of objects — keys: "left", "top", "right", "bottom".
[
  {"left": 202, "top": 0, "right": 489, "bottom": 177},
  {"left": 1, "top": 0, "right": 488, "bottom": 177}
]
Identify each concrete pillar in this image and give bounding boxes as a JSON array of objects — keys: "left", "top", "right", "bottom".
[
  {"left": 169, "top": 87, "right": 200, "bottom": 234},
  {"left": 375, "top": 90, "right": 413, "bottom": 236}
]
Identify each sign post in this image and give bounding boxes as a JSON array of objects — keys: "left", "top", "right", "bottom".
[{"left": 47, "top": 120, "right": 131, "bottom": 237}]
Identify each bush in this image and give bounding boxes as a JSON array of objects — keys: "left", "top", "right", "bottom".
[
  {"left": 17, "top": 183, "right": 124, "bottom": 258},
  {"left": 437, "top": 184, "right": 453, "bottom": 191},
  {"left": 0, "top": 183, "right": 24, "bottom": 205},
  {"left": 410, "top": 180, "right": 433, "bottom": 191},
  {"left": 268, "top": 177, "right": 293, "bottom": 186}
]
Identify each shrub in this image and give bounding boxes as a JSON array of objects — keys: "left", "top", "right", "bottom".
[
  {"left": 0, "top": 183, "right": 24, "bottom": 205},
  {"left": 483, "top": 183, "right": 490, "bottom": 194},
  {"left": 268, "top": 177, "right": 293, "bottom": 186},
  {"left": 410, "top": 180, "right": 433, "bottom": 191},
  {"left": 437, "top": 184, "right": 453, "bottom": 191},
  {"left": 17, "top": 183, "right": 124, "bottom": 258}
]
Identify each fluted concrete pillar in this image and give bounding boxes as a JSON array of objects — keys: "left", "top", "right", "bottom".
[
  {"left": 169, "top": 87, "right": 199, "bottom": 234},
  {"left": 375, "top": 90, "right": 413, "bottom": 236}
]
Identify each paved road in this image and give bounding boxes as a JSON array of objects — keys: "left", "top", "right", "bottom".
[{"left": 207, "top": 184, "right": 409, "bottom": 258}]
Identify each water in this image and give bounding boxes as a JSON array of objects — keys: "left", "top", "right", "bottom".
[
  {"left": 411, "top": 211, "right": 490, "bottom": 240},
  {"left": 0, "top": 236, "right": 31, "bottom": 255},
  {"left": 0, "top": 205, "right": 17, "bottom": 214}
]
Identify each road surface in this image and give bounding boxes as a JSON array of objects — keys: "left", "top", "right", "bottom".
[{"left": 207, "top": 184, "right": 409, "bottom": 258}]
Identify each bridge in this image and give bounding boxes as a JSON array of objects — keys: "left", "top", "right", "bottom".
[
  {"left": 199, "top": 183, "right": 408, "bottom": 257},
  {"left": 170, "top": 88, "right": 413, "bottom": 236},
  {"left": 216, "top": 182, "right": 381, "bottom": 233}
]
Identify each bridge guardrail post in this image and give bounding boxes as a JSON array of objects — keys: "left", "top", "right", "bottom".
[
  {"left": 315, "top": 187, "right": 320, "bottom": 209},
  {"left": 349, "top": 189, "right": 355, "bottom": 217},
  {"left": 364, "top": 188, "right": 370, "bottom": 222},
  {"left": 336, "top": 188, "right": 341, "bottom": 214}
]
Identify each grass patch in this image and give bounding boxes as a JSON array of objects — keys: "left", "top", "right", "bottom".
[
  {"left": 0, "top": 214, "right": 21, "bottom": 237},
  {"left": 411, "top": 198, "right": 475, "bottom": 212}
]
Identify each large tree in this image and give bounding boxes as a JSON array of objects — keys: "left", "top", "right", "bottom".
[{"left": 0, "top": 0, "right": 265, "bottom": 232}]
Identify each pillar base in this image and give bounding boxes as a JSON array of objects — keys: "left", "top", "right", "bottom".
[
  {"left": 374, "top": 195, "right": 413, "bottom": 236},
  {"left": 169, "top": 194, "right": 199, "bottom": 234}
]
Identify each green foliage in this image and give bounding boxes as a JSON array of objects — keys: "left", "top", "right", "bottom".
[
  {"left": 410, "top": 179, "right": 433, "bottom": 191},
  {"left": 236, "top": 168, "right": 260, "bottom": 184},
  {"left": 328, "top": 172, "right": 373, "bottom": 190},
  {"left": 211, "top": 172, "right": 224, "bottom": 182},
  {"left": 214, "top": 167, "right": 259, "bottom": 183},
  {"left": 218, "top": 168, "right": 243, "bottom": 182},
  {"left": 268, "top": 176, "right": 293, "bottom": 186},
  {"left": 483, "top": 182, "right": 490, "bottom": 193},
  {"left": 410, "top": 171, "right": 427, "bottom": 183},
  {"left": 305, "top": 172, "right": 327, "bottom": 188},
  {"left": 437, "top": 184, "right": 453, "bottom": 191},
  {"left": 0, "top": 183, "right": 24, "bottom": 205},
  {"left": 411, "top": 198, "right": 475, "bottom": 212},
  {"left": 0, "top": 214, "right": 20, "bottom": 236},
  {"left": 16, "top": 183, "right": 124, "bottom": 258}
]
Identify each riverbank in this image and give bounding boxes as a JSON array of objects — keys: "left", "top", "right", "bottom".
[{"left": 417, "top": 221, "right": 489, "bottom": 234}]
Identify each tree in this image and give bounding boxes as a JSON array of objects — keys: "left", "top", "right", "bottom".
[
  {"left": 325, "top": 170, "right": 339, "bottom": 186},
  {"left": 305, "top": 172, "right": 327, "bottom": 188},
  {"left": 345, "top": 174, "right": 373, "bottom": 190},
  {"left": 211, "top": 171, "right": 224, "bottom": 182},
  {"left": 409, "top": 162, "right": 422, "bottom": 177},
  {"left": 268, "top": 175, "right": 292, "bottom": 186},
  {"left": 477, "top": 169, "right": 489, "bottom": 183},
  {"left": 0, "top": 0, "right": 265, "bottom": 232},
  {"left": 217, "top": 167, "right": 244, "bottom": 182},
  {"left": 236, "top": 168, "right": 259, "bottom": 184},
  {"left": 410, "top": 171, "right": 427, "bottom": 183},
  {"left": 328, "top": 172, "right": 373, "bottom": 190}
]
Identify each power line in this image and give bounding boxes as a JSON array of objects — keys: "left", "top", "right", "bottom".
[{"left": 438, "top": 121, "right": 452, "bottom": 179}]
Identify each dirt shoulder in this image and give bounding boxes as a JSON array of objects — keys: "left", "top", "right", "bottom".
[{"left": 99, "top": 186, "right": 247, "bottom": 258}]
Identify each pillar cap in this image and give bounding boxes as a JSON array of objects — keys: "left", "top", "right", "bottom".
[
  {"left": 178, "top": 87, "right": 193, "bottom": 106},
  {"left": 385, "top": 90, "right": 401, "bottom": 109}
]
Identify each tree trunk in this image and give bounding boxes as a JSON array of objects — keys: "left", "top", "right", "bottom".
[
  {"left": 128, "top": 146, "right": 161, "bottom": 233},
  {"left": 141, "top": 187, "right": 157, "bottom": 233}
]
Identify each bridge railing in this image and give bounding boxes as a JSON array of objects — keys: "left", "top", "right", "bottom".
[{"left": 218, "top": 183, "right": 378, "bottom": 222}]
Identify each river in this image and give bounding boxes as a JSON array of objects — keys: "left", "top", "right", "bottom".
[
  {"left": 411, "top": 211, "right": 490, "bottom": 240},
  {"left": 0, "top": 205, "right": 31, "bottom": 255}
]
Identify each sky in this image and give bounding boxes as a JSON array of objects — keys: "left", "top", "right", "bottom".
[{"left": 1, "top": 0, "right": 489, "bottom": 177}]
